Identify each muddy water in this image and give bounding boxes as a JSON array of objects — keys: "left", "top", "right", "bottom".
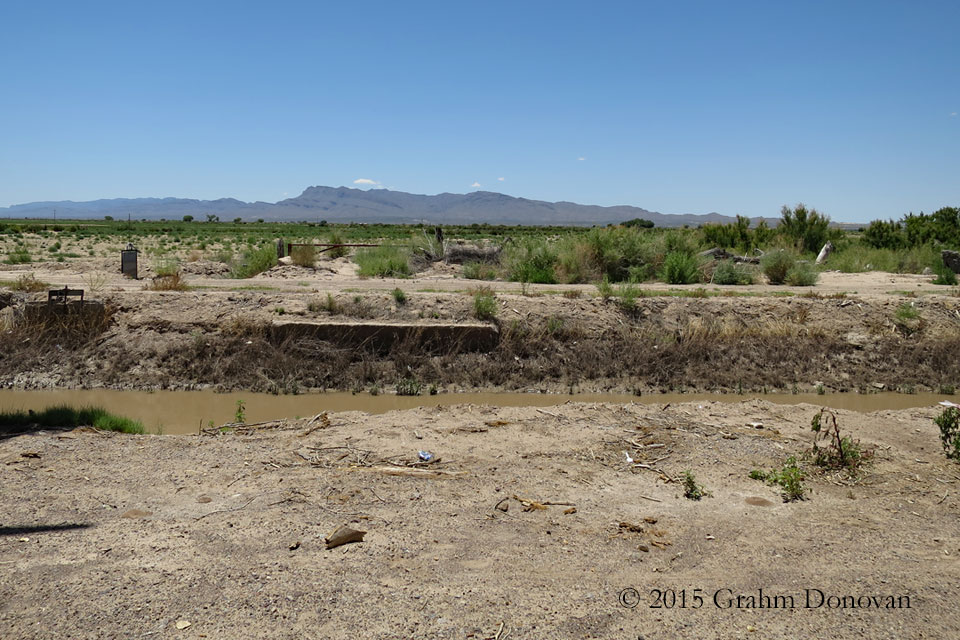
[{"left": 0, "top": 389, "right": 952, "bottom": 435}]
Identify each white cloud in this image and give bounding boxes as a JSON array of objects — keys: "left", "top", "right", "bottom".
[
  {"left": 577, "top": 156, "right": 586, "bottom": 161},
  {"left": 353, "top": 178, "right": 379, "bottom": 185},
  {"left": 471, "top": 181, "right": 482, "bottom": 187},
  {"left": 952, "top": 112, "right": 958, "bottom": 117},
  {"left": 497, "top": 177, "right": 505, "bottom": 181}
]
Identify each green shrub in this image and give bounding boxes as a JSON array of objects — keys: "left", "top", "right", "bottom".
[
  {"left": 232, "top": 245, "right": 278, "bottom": 278},
  {"left": 785, "top": 261, "right": 819, "bottom": 286},
  {"left": 472, "top": 287, "right": 497, "bottom": 320},
  {"left": 504, "top": 238, "right": 557, "bottom": 284},
  {"left": 5, "top": 247, "right": 32, "bottom": 264},
  {"left": 396, "top": 377, "right": 423, "bottom": 396},
  {"left": 712, "top": 260, "right": 755, "bottom": 285},
  {"left": 936, "top": 406, "right": 960, "bottom": 461},
  {"left": 761, "top": 250, "right": 796, "bottom": 285},
  {"left": 779, "top": 203, "right": 832, "bottom": 253},
  {"left": 392, "top": 288, "right": 407, "bottom": 305},
  {"left": 355, "top": 246, "right": 411, "bottom": 278},
  {"left": 933, "top": 263, "right": 958, "bottom": 286},
  {"left": 661, "top": 251, "right": 701, "bottom": 284},
  {"left": 463, "top": 261, "right": 498, "bottom": 280}
]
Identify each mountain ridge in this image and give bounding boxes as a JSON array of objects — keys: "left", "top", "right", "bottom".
[{"left": 0, "top": 185, "right": 772, "bottom": 227}]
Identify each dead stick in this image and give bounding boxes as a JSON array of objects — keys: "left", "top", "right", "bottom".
[{"left": 195, "top": 497, "right": 257, "bottom": 520}]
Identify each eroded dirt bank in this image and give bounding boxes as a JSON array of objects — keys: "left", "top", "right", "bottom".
[
  {"left": 2, "top": 401, "right": 958, "bottom": 639},
  {"left": 2, "top": 283, "right": 959, "bottom": 395}
]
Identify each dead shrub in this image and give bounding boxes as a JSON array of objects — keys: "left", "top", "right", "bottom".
[
  {"left": 291, "top": 245, "right": 317, "bottom": 268},
  {"left": 145, "top": 273, "right": 188, "bottom": 291},
  {"left": 11, "top": 273, "right": 48, "bottom": 292}
]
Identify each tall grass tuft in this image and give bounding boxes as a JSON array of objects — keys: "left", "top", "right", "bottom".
[
  {"left": 355, "top": 246, "right": 411, "bottom": 278},
  {"left": 661, "top": 251, "right": 701, "bottom": 284},
  {"left": 472, "top": 286, "right": 497, "bottom": 320},
  {"left": 0, "top": 405, "right": 145, "bottom": 434}
]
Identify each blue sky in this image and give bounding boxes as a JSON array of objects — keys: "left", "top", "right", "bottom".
[{"left": 1, "top": 0, "right": 957, "bottom": 222}]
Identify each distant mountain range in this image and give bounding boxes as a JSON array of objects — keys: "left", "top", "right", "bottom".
[{"left": 0, "top": 186, "right": 775, "bottom": 227}]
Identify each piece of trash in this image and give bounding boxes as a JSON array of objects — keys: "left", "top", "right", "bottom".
[
  {"left": 939, "top": 401, "right": 960, "bottom": 409},
  {"left": 289, "top": 540, "right": 301, "bottom": 551},
  {"left": 175, "top": 620, "right": 191, "bottom": 630},
  {"left": 418, "top": 450, "right": 434, "bottom": 462},
  {"left": 325, "top": 525, "right": 366, "bottom": 550},
  {"left": 624, "top": 451, "right": 634, "bottom": 464},
  {"left": 18, "top": 537, "right": 29, "bottom": 542},
  {"left": 705, "top": 534, "right": 716, "bottom": 540},
  {"left": 748, "top": 422, "right": 764, "bottom": 429}
]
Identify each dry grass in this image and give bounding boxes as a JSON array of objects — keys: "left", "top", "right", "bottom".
[
  {"left": 10, "top": 273, "right": 48, "bottom": 292},
  {"left": 145, "top": 273, "right": 189, "bottom": 291}
]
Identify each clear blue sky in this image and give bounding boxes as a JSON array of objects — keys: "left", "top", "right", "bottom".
[{"left": 1, "top": 0, "right": 957, "bottom": 222}]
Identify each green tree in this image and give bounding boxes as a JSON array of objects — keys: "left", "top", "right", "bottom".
[
  {"left": 779, "top": 203, "right": 831, "bottom": 254},
  {"left": 183, "top": 215, "right": 194, "bottom": 222}
]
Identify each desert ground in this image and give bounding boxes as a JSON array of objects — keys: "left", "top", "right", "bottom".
[{"left": 2, "top": 251, "right": 960, "bottom": 639}]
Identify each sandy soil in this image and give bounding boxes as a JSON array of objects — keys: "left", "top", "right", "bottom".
[
  {"left": 1, "top": 253, "right": 955, "bottom": 298},
  {"left": 2, "top": 400, "right": 958, "bottom": 639}
]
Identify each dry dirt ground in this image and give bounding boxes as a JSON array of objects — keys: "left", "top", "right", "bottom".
[
  {"left": 2, "top": 401, "right": 958, "bottom": 639},
  {"left": 2, "top": 256, "right": 959, "bottom": 639}
]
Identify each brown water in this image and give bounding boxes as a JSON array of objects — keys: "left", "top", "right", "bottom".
[{"left": 0, "top": 389, "right": 952, "bottom": 435}]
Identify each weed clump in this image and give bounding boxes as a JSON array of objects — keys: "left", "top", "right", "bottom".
[
  {"left": 11, "top": 273, "right": 48, "bottom": 292},
  {"left": 396, "top": 377, "right": 423, "bottom": 396},
  {"left": 681, "top": 471, "right": 709, "bottom": 500},
  {"left": 472, "top": 286, "right": 497, "bottom": 320},
  {"left": 391, "top": 288, "right": 407, "bottom": 305},
  {"left": 808, "top": 408, "right": 872, "bottom": 473},
  {"left": 750, "top": 456, "right": 807, "bottom": 502},
  {"left": 936, "top": 406, "right": 960, "bottom": 461}
]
